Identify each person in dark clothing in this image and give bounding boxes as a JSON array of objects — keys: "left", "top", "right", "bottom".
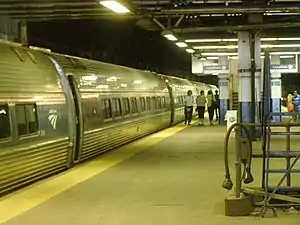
[
  {"left": 214, "top": 90, "right": 220, "bottom": 121},
  {"left": 207, "top": 90, "right": 215, "bottom": 125}
]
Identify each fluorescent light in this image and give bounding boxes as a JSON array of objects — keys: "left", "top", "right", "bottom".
[
  {"left": 201, "top": 52, "right": 238, "bottom": 56},
  {"left": 193, "top": 45, "right": 238, "bottom": 49},
  {"left": 176, "top": 42, "right": 188, "bottom": 48},
  {"left": 193, "top": 44, "right": 300, "bottom": 50},
  {"left": 269, "top": 52, "right": 298, "bottom": 55},
  {"left": 164, "top": 34, "right": 177, "bottom": 41},
  {"left": 207, "top": 56, "right": 219, "bottom": 60},
  {"left": 280, "top": 55, "right": 294, "bottom": 58},
  {"left": 200, "top": 57, "right": 207, "bottom": 61},
  {"left": 100, "top": 0, "right": 130, "bottom": 13},
  {"left": 186, "top": 38, "right": 238, "bottom": 43},
  {"left": 228, "top": 56, "right": 238, "bottom": 60},
  {"left": 186, "top": 37, "right": 300, "bottom": 44},
  {"left": 261, "top": 37, "right": 300, "bottom": 41},
  {"left": 262, "top": 44, "right": 300, "bottom": 48},
  {"left": 186, "top": 39, "right": 222, "bottom": 43},
  {"left": 186, "top": 49, "right": 195, "bottom": 53}
]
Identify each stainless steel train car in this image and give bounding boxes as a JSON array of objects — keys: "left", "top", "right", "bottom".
[{"left": 0, "top": 40, "right": 217, "bottom": 195}]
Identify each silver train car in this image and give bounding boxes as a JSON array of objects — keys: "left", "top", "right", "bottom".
[{"left": 0, "top": 40, "right": 217, "bottom": 195}]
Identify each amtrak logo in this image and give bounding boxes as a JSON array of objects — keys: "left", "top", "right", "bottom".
[{"left": 48, "top": 109, "right": 58, "bottom": 130}]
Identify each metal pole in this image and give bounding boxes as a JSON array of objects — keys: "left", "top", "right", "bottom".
[
  {"left": 286, "top": 125, "right": 291, "bottom": 186},
  {"left": 250, "top": 32, "right": 256, "bottom": 140},
  {"left": 234, "top": 109, "right": 242, "bottom": 198},
  {"left": 235, "top": 126, "right": 242, "bottom": 198}
]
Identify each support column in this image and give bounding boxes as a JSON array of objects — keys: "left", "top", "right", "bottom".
[
  {"left": 18, "top": 20, "right": 28, "bottom": 45},
  {"left": 229, "top": 57, "right": 239, "bottom": 110},
  {"left": 254, "top": 34, "right": 261, "bottom": 124},
  {"left": 218, "top": 56, "right": 229, "bottom": 124},
  {"left": 238, "top": 31, "right": 261, "bottom": 138},
  {"left": 238, "top": 32, "right": 252, "bottom": 124},
  {"left": 0, "top": 17, "right": 27, "bottom": 44},
  {"left": 0, "top": 17, "right": 18, "bottom": 41},
  {"left": 270, "top": 55, "right": 282, "bottom": 122}
]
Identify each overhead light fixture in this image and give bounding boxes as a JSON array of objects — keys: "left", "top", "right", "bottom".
[
  {"left": 280, "top": 55, "right": 294, "bottom": 58},
  {"left": 185, "top": 37, "right": 300, "bottom": 43},
  {"left": 261, "top": 44, "right": 300, "bottom": 48},
  {"left": 193, "top": 45, "right": 238, "bottom": 49},
  {"left": 186, "top": 38, "right": 238, "bottom": 43},
  {"left": 261, "top": 37, "right": 300, "bottom": 41},
  {"left": 228, "top": 56, "right": 238, "bottom": 60},
  {"left": 164, "top": 34, "right": 177, "bottom": 41},
  {"left": 186, "top": 49, "right": 195, "bottom": 53},
  {"left": 200, "top": 57, "right": 207, "bottom": 61},
  {"left": 176, "top": 42, "right": 188, "bottom": 48},
  {"left": 99, "top": 0, "right": 130, "bottom": 13},
  {"left": 207, "top": 56, "right": 219, "bottom": 60},
  {"left": 201, "top": 52, "right": 238, "bottom": 56}
]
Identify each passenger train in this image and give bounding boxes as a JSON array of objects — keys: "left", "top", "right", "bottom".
[{"left": 0, "top": 40, "right": 218, "bottom": 195}]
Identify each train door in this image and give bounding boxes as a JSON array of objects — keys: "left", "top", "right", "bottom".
[
  {"left": 67, "top": 75, "right": 83, "bottom": 162},
  {"left": 167, "top": 85, "right": 175, "bottom": 125},
  {"left": 49, "top": 57, "right": 78, "bottom": 168}
]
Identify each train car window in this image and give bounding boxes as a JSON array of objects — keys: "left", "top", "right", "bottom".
[
  {"left": 82, "top": 100, "right": 102, "bottom": 129},
  {"left": 112, "top": 98, "right": 122, "bottom": 117},
  {"left": 157, "top": 97, "right": 162, "bottom": 109},
  {"left": 151, "top": 97, "right": 157, "bottom": 110},
  {"left": 102, "top": 99, "right": 112, "bottom": 119},
  {"left": 123, "top": 98, "right": 130, "bottom": 115},
  {"left": 176, "top": 97, "right": 181, "bottom": 107},
  {"left": 165, "top": 97, "right": 170, "bottom": 109},
  {"left": 180, "top": 96, "right": 184, "bottom": 105},
  {"left": 131, "top": 98, "right": 137, "bottom": 114},
  {"left": 0, "top": 104, "right": 11, "bottom": 139},
  {"left": 146, "top": 97, "right": 151, "bottom": 111},
  {"left": 140, "top": 98, "right": 146, "bottom": 112},
  {"left": 16, "top": 104, "right": 39, "bottom": 136},
  {"left": 161, "top": 97, "right": 166, "bottom": 109}
]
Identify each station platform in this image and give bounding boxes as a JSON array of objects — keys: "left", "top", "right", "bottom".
[{"left": 0, "top": 120, "right": 299, "bottom": 225}]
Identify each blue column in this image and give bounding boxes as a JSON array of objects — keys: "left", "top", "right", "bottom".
[
  {"left": 254, "top": 34, "right": 261, "bottom": 125},
  {"left": 271, "top": 79, "right": 282, "bottom": 122},
  {"left": 218, "top": 76, "right": 229, "bottom": 124},
  {"left": 237, "top": 32, "right": 252, "bottom": 124},
  {"left": 270, "top": 55, "right": 282, "bottom": 122}
]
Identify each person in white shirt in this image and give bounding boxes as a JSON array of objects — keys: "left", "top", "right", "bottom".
[
  {"left": 196, "top": 90, "right": 206, "bottom": 125},
  {"left": 184, "top": 90, "right": 193, "bottom": 125}
]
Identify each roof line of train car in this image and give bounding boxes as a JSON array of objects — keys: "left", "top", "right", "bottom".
[{"left": 3, "top": 41, "right": 218, "bottom": 91}]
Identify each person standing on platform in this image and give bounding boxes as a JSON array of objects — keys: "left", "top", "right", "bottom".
[
  {"left": 196, "top": 90, "right": 206, "bottom": 125},
  {"left": 287, "top": 91, "right": 294, "bottom": 122},
  {"left": 207, "top": 90, "right": 215, "bottom": 125},
  {"left": 184, "top": 90, "right": 194, "bottom": 125},
  {"left": 292, "top": 91, "right": 300, "bottom": 121},
  {"left": 214, "top": 90, "right": 220, "bottom": 122}
]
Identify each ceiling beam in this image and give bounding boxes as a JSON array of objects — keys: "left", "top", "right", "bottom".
[
  {"left": 0, "top": 1, "right": 98, "bottom": 8},
  {"left": 173, "top": 21, "right": 300, "bottom": 32},
  {"left": 155, "top": 4, "right": 300, "bottom": 14}
]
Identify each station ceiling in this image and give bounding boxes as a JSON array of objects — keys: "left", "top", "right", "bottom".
[{"left": 2, "top": 0, "right": 300, "bottom": 55}]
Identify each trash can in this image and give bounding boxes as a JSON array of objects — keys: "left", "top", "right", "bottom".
[{"left": 225, "top": 110, "right": 237, "bottom": 131}]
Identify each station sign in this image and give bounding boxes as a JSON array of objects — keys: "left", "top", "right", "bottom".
[
  {"left": 270, "top": 64, "right": 297, "bottom": 73},
  {"left": 203, "top": 65, "right": 228, "bottom": 74}
]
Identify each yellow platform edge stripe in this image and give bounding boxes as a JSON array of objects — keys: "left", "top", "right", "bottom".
[{"left": 0, "top": 123, "right": 189, "bottom": 224}]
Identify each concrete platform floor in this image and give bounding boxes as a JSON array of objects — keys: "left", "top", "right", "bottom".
[{"left": 0, "top": 121, "right": 300, "bottom": 225}]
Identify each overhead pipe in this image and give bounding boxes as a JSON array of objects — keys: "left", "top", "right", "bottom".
[
  {"left": 0, "top": 1, "right": 97, "bottom": 8},
  {"left": 0, "top": 8, "right": 108, "bottom": 15},
  {"left": 10, "top": 13, "right": 140, "bottom": 21},
  {"left": 172, "top": 22, "right": 300, "bottom": 32},
  {"left": 156, "top": 4, "right": 300, "bottom": 14}
]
